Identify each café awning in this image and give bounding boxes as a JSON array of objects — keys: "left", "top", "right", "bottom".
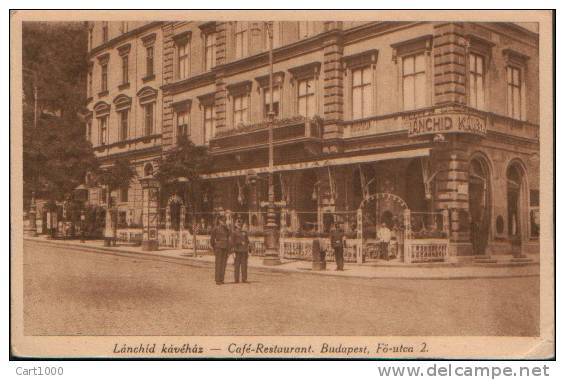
[{"left": 202, "top": 148, "right": 430, "bottom": 179}]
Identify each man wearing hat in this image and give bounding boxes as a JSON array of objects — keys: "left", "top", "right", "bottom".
[
  {"left": 231, "top": 218, "right": 250, "bottom": 283},
  {"left": 210, "top": 215, "right": 230, "bottom": 285},
  {"left": 330, "top": 221, "right": 346, "bottom": 271}
]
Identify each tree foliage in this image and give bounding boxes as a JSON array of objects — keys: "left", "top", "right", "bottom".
[
  {"left": 96, "top": 158, "right": 136, "bottom": 193},
  {"left": 22, "top": 22, "right": 97, "bottom": 204}
]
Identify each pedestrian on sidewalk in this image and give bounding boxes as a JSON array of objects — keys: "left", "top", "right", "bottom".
[
  {"left": 330, "top": 221, "right": 345, "bottom": 271},
  {"left": 377, "top": 222, "right": 392, "bottom": 260},
  {"left": 231, "top": 218, "right": 250, "bottom": 283},
  {"left": 210, "top": 215, "right": 230, "bottom": 285}
]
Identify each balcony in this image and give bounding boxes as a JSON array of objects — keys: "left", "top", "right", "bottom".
[{"left": 209, "top": 116, "right": 323, "bottom": 155}]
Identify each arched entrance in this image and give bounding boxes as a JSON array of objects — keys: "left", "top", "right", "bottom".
[
  {"left": 358, "top": 192, "right": 409, "bottom": 261},
  {"left": 469, "top": 156, "right": 491, "bottom": 256},
  {"left": 507, "top": 162, "right": 526, "bottom": 255}
]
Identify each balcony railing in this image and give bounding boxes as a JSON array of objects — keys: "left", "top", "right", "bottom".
[{"left": 209, "top": 116, "right": 322, "bottom": 153}]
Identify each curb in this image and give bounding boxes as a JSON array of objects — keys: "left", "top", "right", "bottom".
[{"left": 24, "top": 238, "right": 540, "bottom": 281}]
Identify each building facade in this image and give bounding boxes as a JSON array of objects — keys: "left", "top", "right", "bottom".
[{"left": 86, "top": 21, "right": 540, "bottom": 260}]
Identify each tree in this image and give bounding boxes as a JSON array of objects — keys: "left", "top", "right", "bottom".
[
  {"left": 96, "top": 158, "right": 136, "bottom": 242},
  {"left": 155, "top": 136, "right": 212, "bottom": 222},
  {"left": 22, "top": 22, "right": 95, "bottom": 206}
]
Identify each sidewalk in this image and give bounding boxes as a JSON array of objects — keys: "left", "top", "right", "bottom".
[{"left": 24, "top": 236, "right": 540, "bottom": 280}]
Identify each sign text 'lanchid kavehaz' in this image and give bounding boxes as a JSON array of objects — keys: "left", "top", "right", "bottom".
[{"left": 405, "top": 113, "right": 487, "bottom": 137}]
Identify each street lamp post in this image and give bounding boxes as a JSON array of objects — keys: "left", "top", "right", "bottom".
[{"left": 261, "top": 21, "right": 285, "bottom": 266}]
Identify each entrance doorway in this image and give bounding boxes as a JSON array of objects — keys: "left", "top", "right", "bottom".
[{"left": 469, "top": 158, "right": 491, "bottom": 256}]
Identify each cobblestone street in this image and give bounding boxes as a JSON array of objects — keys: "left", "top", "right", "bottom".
[{"left": 23, "top": 240, "right": 540, "bottom": 337}]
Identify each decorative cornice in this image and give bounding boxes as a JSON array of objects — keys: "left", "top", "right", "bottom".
[
  {"left": 226, "top": 80, "right": 253, "bottom": 96},
  {"left": 172, "top": 31, "right": 192, "bottom": 45},
  {"left": 502, "top": 48, "right": 530, "bottom": 65},
  {"left": 198, "top": 21, "right": 216, "bottom": 35},
  {"left": 288, "top": 61, "right": 321, "bottom": 79},
  {"left": 136, "top": 86, "right": 158, "bottom": 103},
  {"left": 117, "top": 43, "right": 131, "bottom": 56},
  {"left": 112, "top": 94, "right": 132, "bottom": 110},
  {"left": 172, "top": 99, "right": 192, "bottom": 111},
  {"left": 255, "top": 71, "right": 285, "bottom": 88},
  {"left": 93, "top": 101, "right": 111, "bottom": 116},
  {"left": 141, "top": 32, "right": 157, "bottom": 47},
  {"left": 96, "top": 53, "right": 110, "bottom": 64},
  {"left": 391, "top": 34, "right": 433, "bottom": 62},
  {"left": 197, "top": 92, "right": 216, "bottom": 106},
  {"left": 161, "top": 71, "right": 215, "bottom": 95},
  {"left": 341, "top": 49, "right": 379, "bottom": 68}
]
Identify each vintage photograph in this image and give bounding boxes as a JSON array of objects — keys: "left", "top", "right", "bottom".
[{"left": 10, "top": 10, "right": 553, "bottom": 359}]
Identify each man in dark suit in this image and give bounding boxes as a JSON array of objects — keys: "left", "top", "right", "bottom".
[
  {"left": 231, "top": 218, "right": 250, "bottom": 283},
  {"left": 210, "top": 215, "right": 230, "bottom": 285},
  {"left": 330, "top": 222, "right": 346, "bottom": 271}
]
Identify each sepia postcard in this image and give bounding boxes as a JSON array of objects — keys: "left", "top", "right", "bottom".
[{"left": 10, "top": 9, "right": 554, "bottom": 359}]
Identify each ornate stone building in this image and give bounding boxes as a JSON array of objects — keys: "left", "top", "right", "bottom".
[{"left": 86, "top": 21, "right": 540, "bottom": 259}]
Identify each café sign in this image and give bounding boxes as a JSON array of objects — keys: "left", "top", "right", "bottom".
[{"left": 405, "top": 112, "right": 487, "bottom": 137}]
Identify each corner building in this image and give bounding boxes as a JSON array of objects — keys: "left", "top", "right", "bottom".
[{"left": 87, "top": 21, "right": 540, "bottom": 261}]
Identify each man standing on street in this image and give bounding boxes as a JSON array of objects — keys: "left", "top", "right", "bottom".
[
  {"left": 231, "top": 218, "right": 250, "bottom": 283},
  {"left": 210, "top": 215, "right": 230, "bottom": 285},
  {"left": 330, "top": 222, "right": 345, "bottom": 271}
]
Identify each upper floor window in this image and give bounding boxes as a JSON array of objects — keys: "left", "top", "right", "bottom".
[
  {"left": 402, "top": 53, "right": 426, "bottom": 111},
  {"left": 469, "top": 53, "right": 485, "bottom": 110},
  {"left": 144, "top": 103, "right": 154, "bottom": 136},
  {"left": 100, "top": 63, "right": 108, "bottom": 92},
  {"left": 98, "top": 116, "right": 108, "bottom": 145},
  {"left": 263, "top": 87, "right": 280, "bottom": 118},
  {"left": 297, "top": 78, "right": 316, "bottom": 118},
  {"left": 352, "top": 66, "right": 373, "bottom": 119},
  {"left": 87, "top": 67, "right": 93, "bottom": 98},
  {"left": 234, "top": 22, "right": 248, "bottom": 59},
  {"left": 203, "top": 103, "right": 215, "bottom": 144},
  {"left": 120, "top": 21, "right": 128, "bottom": 34},
  {"left": 507, "top": 66, "right": 522, "bottom": 120},
  {"left": 204, "top": 32, "right": 216, "bottom": 71},
  {"left": 121, "top": 55, "right": 129, "bottom": 85},
  {"left": 102, "top": 22, "right": 109, "bottom": 44},
  {"left": 233, "top": 94, "right": 249, "bottom": 125},
  {"left": 298, "top": 21, "right": 315, "bottom": 39},
  {"left": 86, "top": 121, "right": 92, "bottom": 142},
  {"left": 146, "top": 46, "right": 154, "bottom": 77},
  {"left": 177, "top": 41, "right": 189, "bottom": 80},
  {"left": 119, "top": 110, "right": 128, "bottom": 141},
  {"left": 120, "top": 187, "right": 129, "bottom": 203},
  {"left": 176, "top": 110, "right": 190, "bottom": 140}
]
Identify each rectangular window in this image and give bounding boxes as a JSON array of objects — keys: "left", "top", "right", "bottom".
[
  {"left": 120, "top": 187, "right": 129, "bottom": 203},
  {"left": 120, "top": 21, "right": 128, "bottom": 34},
  {"left": 263, "top": 86, "right": 280, "bottom": 117},
  {"left": 102, "top": 22, "right": 109, "bottom": 43},
  {"left": 86, "top": 121, "right": 92, "bottom": 142},
  {"left": 352, "top": 66, "right": 373, "bottom": 119},
  {"left": 204, "top": 33, "right": 216, "bottom": 71},
  {"left": 101, "top": 188, "right": 107, "bottom": 204},
  {"left": 233, "top": 95, "right": 248, "bottom": 125},
  {"left": 99, "top": 117, "right": 108, "bottom": 145},
  {"left": 176, "top": 110, "right": 189, "bottom": 140},
  {"left": 469, "top": 53, "right": 485, "bottom": 110},
  {"left": 203, "top": 104, "right": 215, "bottom": 144},
  {"left": 87, "top": 68, "right": 93, "bottom": 97},
  {"left": 144, "top": 103, "right": 154, "bottom": 136},
  {"left": 507, "top": 66, "right": 522, "bottom": 119},
  {"left": 101, "top": 64, "right": 108, "bottom": 92},
  {"left": 121, "top": 55, "right": 129, "bottom": 84},
  {"left": 119, "top": 110, "right": 128, "bottom": 141},
  {"left": 177, "top": 42, "right": 189, "bottom": 80},
  {"left": 234, "top": 22, "right": 248, "bottom": 59},
  {"left": 297, "top": 78, "right": 316, "bottom": 118},
  {"left": 402, "top": 53, "right": 426, "bottom": 110},
  {"left": 146, "top": 46, "right": 154, "bottom": 77},
  {"left": 298, "top": 21, "right": 315, "bottom": 39}
]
